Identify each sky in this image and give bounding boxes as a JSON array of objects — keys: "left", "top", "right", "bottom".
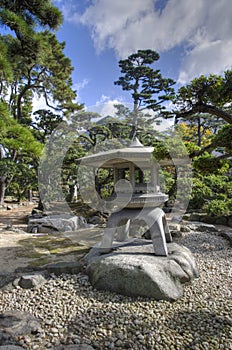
[{"left": 51, "top": 0, "right": 232, "bottom": 118}]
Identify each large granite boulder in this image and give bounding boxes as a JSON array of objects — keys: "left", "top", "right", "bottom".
[{"left": 85, "top": 239, "right": 198, "bottom": 301}]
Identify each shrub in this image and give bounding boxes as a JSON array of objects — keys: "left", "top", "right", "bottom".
[
  {"left": 204, "top": 199, "right": 232, "bottom": 217},
  {"left": 189, "top": 177, "right": 213, "bottom": 209}
]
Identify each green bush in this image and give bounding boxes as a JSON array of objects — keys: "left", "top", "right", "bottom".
[
  {"left": 204, "top": 199, "right": 232, "bottom": 217},
  {"left": 189, "top": 177, "right": 213, "bottom": 208},
  {"left": 159, "top": 170, "right": 175, "bottom": 193}
]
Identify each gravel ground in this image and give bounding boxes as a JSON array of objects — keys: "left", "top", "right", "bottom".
[{"left": 0, "top": 229, "right": 231, "bottom": 350}]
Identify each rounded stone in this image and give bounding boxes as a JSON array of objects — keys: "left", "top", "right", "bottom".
[{"left": 85, "top": 240, "right": 199, "bottom": 301}]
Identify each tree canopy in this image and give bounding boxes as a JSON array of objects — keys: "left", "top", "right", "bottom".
[
  {"left": 0, "top": 0, "right": 81, "bottom": 119},
  {"left": 114, "top": 49, "right": 175, "bottom": 139},
  {"left": 0, "top": 0, "right": 82, "bottom": 205},
  {"left": 173, "top": 71, "right": 232, "bottom": 124}
]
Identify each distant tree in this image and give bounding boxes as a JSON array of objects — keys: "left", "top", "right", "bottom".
[
  {"left": 8, "top": 163, "right": 38, "bottom": 203},
  {"left": 173, "top": 71, "right": 232, "bottom": 124},
  {"left": 72, "top": 111, "right": 112, "bottom": 151},
  {"left": 31, "top": 109, "right": 64, "bottom": 143},
  {"left": 152, "top": 125, "right": 232, "bottom": 215},
  {"left": 113, "top": 103, "right": 171, "bottom": 147},
  {"left": 114, "top": 49, "right": 175, "bottom": 139},
  {"left": 176, "top": 118, "right": 213, "bottom": 147},
  {"left": 0, "top": 103, "right": 42, "bottom": 205}
]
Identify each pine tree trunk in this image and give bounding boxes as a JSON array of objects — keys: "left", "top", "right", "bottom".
[
  {"left": 197, "top": 117, "right": 202, "bottom": 146},
  {"left": 0, "top": 180, "right": 6, "bottom": 206},
  {"left": 28, "top": 189, "right": 33, "bottom": 202},
  {"left": 129, "top": 124, "right": 137, "bottom": 140}
]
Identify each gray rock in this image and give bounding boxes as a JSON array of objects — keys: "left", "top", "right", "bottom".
[
  {"left": 0, "top": 274, "right": 16, "bottom": 289},
  {"left": 168, "top": 223, "right": 181, "bottom": 232},
  {"left": 0, "top": 310, "right": 41, "bottom": 345},
  {"left": 28, "top": 214, "right": 88, "bottom": 233},
  {"left": 38, "top": 261, "right": 83, "bottom": 275},
  {"left": 199, "top": 215, "right": 217, "bottom": 224},
  {"left": 85, "top": 240, "right": 198, "bottom": 301},
  {"left": 189, "top": 213, "right": 202, "bottom": 221},
  {"left": 189, "top": 222, "right": 218, "bottom": 232},
  {"left": 0, "top": 346, "right": 25, "bottom": 349},
  {"left": 54, "top": 345, "right": 95, "bottom": 350},
  {"left": 228, "top": 216, "right": 232, "bottom": 228},
  {"left": 215, "top": 217, "right": 228, "bottom": 225},
  {"left": 196, "top": 223, "right": 218, "bottom": 232},
  {"left": 182, "top": 213, "right": 191, "bottom": 220},
  {"left": 180, "top": 225, "right": 192, "bottom": 233},
  {"left": 220, "top": 231, "right": 232, "bottom": 246},
  {"left": 168, "top": 223, "right": 183, "bottom": 237},
  {"left": 171, "top": 215, "right": 182, "bottom": 222},
  {"left": 18, "top": 273, "right": 46, "bottom": 289},
  {"left": 88, "top": 215, "right": 103, "bottom": 225}
]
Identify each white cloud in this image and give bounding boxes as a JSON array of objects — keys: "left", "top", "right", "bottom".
[
  {"left": 73, "top": 79, "right": 89, "bottom": 102},
  {"left": 87, "top": 95, "right": 125, "bottom": 117},
  {"left": 178, "top": 39, "right": 232, "bottom": 84},
  {"left": 79, "top": 0, "right": 154, "bottom": 55},
  {"left": 32, "top": 96, "right": 49, "bottom": 113},
  {"left": 68, "top": 0, "right": 207, "bottom": 57},
  {"left": 64, "top": 0, "right": 232, "bottom": 83}
]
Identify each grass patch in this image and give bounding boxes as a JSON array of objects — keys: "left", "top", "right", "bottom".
[
  {"left": 27, "top": 257, "right": 53, "bottom": 268},
  {"left": 16, "top": 233, "right": 90, "bottom": 260},
  {"left": 17, "top": 250, "right": 46, "bottom": 259}
]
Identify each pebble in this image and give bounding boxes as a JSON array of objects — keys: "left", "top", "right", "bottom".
[{"left": 0, "top": 230, "right": 231, "bottom": 349}]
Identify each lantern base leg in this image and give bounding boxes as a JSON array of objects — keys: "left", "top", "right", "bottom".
[{"left": 99, "top": 207, "right": 172, "bottom": 256}]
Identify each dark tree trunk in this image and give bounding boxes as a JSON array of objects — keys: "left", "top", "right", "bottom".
[
  {"left": 129, "top": 124, "right": 137, "bottom": 140},
  {"left": 95, "top": 174, "right": 101, "bottom": 197},
  {"left": 168, "top": 167, "right": 178, "bottom": 200},
  {"left": 28, "top": 189, "right": 33, "bottom": 202},
  {"left": 37, "top": 197, "right": 44, "bottom": 211},
  {"left": 197, "top": 117, "right": 202, "bottom": 146},
  {"left": 0, "top": 180, "right": 6, "bottom": 206}
]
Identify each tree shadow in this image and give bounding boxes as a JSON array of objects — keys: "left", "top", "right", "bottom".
[
  {"left": 174, "top": 231, "right": 231, "bottom": 255},
  {"left": 166, "top": 309, "right": 232, "bottom": 349}
]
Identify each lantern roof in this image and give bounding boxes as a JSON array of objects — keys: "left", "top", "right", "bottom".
[
  {"left": 78, "top": 138, "right": 154, "bottom": 168},
  {"left": 77, "top": 138, "right": 190, "bottom": 168}
]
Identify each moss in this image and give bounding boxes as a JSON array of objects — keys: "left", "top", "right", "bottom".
[
  {"left": 16, "top": 250, "right": 45, "bottom": 259},
  {"left": 19, "top": 235, "right": 78, "bottom": 250},
  {"left": 26, "top": 257, "right": 54, "bottom": 268},
  {"left": 16, "top": 234, "right": 90, "bottom": 262},
  {"left": 49, "top": 246, "right": 89, "bottom": 255}
]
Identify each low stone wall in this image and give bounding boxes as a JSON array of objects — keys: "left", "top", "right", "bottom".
[{"left": 183, "top": 212, "right": 232, "bottom": 227}]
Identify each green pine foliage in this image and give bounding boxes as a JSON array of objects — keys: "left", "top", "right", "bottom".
[{"left": 0, "top": 103, "right": 42, "bottom": 204}]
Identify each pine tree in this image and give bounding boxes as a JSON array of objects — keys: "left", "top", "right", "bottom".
[{"left": 114, "top": 49, "right": 175, "bottom": 139}]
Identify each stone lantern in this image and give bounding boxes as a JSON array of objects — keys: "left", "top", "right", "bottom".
[{"left": 80, "top": 138, "right": 172, "bottom": 256}]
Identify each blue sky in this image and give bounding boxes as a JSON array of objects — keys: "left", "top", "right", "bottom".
[{"left": 50, "top": 0, "right": 232, "bottom": 118}]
